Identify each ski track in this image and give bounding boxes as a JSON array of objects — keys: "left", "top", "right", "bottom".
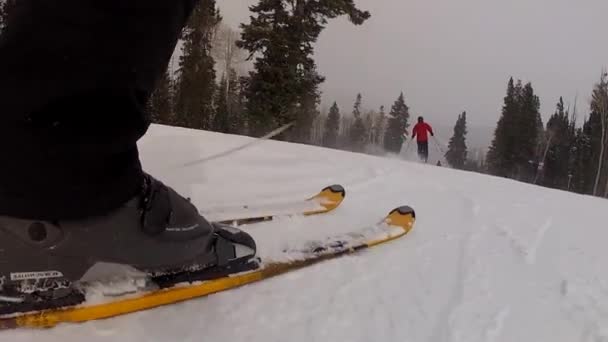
[
  {"left": 495, "top": 217, "right": 553, "bottom": 266},
  {"left": 5, "top": 126, "right": 608, "bottom": 342},
  {"left": 562, "top": 280, "right": 608, "bottom": 342},
  {"left": 525, "top": 218, "right": 552, "bottom": 265},
  {"left": 484, "top": 307, "right": 510, "bottom": 342},
  {"left": 428, "top": 196, "right": 476, "bottom": 342}
]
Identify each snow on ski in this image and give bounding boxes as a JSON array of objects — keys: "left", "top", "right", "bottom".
[
  {"left": 204, "top": 184, "right": 345, "bottom": 225},
  {"left": 0, "top": 205, "right": 414, "bottom": 330}
]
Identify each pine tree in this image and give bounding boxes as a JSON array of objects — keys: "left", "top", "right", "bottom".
[
  {"left": 237, "top": 0, "right": 370, "bottom": 137},
  {"left": 290, "top": 90, "right": 320, "bottom": 144},
  {"left": 445, "top": 111, "right": 468, "bottom": 169},
  {"left": 541, "top": 97, "right": 573, "bottom": 188},
  {"left": 383, "top": 92, "right": 410, "bottom": 153},
  {"left": 174, "top": 0, "right": 221, "bottom": 130},
  {"left": 148, "top": 70, "right": 174, "bottom": 126},
  {"left": 226, "top": 69, "right": 246, "bottom": 134},
  {"left": 349, "top": 93, "right": 367, "bottom": 151},
  {"left": 213, "top": 73, "right": 230, "bottom": 133},
  {"left": 570, "top": 125, "right": 594, "bottom": 193},
  {"left": 323, "top": 102, "right": 341, "bottom": 148},
  {"left": 487, "top": 78, "right": 517, "bottom": 176},
  {"left": 518, "top": 82, "right": 543, "bottom": 181},
  {"left": 487, "top": 78, "right": 542, "bottom": 181},
  {"left": 234, "top": 74, "right": 250, "bottom": 134}
]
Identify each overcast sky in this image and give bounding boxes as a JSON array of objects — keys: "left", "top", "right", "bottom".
[{"left": 218, "top": 0, "right": 608, "bottom": 144}]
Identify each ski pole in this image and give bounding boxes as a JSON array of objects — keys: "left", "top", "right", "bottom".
[
  {"left": 432, "top": 136, "right": 445, "bottom": 155},
  {"left": 180, "top": 121, "right": 295, "bottom": 168}
]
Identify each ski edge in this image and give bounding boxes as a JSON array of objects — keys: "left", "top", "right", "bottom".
[
  {"left": 216, "top": 184, "right": 346, "bottom": 226},
  {"left": 1, "top": 205, "right": 413, "bottom": 330}
]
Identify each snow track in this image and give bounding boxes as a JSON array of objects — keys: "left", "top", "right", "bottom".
[{"left": 5, "top": 125, "right": 608, "bottom": 342}]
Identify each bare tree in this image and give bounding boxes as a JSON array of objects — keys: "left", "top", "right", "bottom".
[
  {"left": 592, "top": 71, "right": 608, "bottom": 196},
  {"left": 211, "top": 24, "right": 248, "bottom": 78},
  {"left": 534, "top": 130, "right": 553, "bottom": 185},
  {"left": 600, "top": 73, "right": 608, "bottom": 197}
]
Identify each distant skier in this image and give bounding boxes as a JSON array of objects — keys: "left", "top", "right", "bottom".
[
  {"left": 411, "top": 116, "right": 435, "bottom": 163},
  {"left": 0, "top": 0, "right": 258, "bottom": 313}
]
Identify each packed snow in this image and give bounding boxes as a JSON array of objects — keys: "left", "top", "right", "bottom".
[{"left": 5, "top": 124, "right": 608, "bottom": 342}]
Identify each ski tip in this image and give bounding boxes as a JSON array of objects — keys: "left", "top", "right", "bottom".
[
  {"left": 385, "top": 206, "right": 416, "bottom": 233},
  {"left": 306, "top": 185, "right": 346, "bottom": 214},
  {"left": 321, "top": 184, "right": 346, "bottom": 198},
  {"left": 391, "top": 206, "right": 415, "bottom": 218}
]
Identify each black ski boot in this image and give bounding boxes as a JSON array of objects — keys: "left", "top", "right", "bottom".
[{"left": 0, "top": 174, "right": 259, "bottom": 315}]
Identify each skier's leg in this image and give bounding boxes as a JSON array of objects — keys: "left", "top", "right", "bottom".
[
  {"left": 0, "top": 0, "right": 200, "bottom": 220},
  {"left": 417, "top": 141, "right": 424, "bottom": 161},
  {"left": 423, "top": 142, "right": 429, "bottom": 163},
  {"left": 0, "top": 0, "right": 257, "bottom": 310}
]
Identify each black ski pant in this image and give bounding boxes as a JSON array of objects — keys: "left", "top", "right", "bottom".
[
  {"left": 417, "top": 141, "right": 429, "bottom": 162},
  {"left": 0, "top": 0, "right": 197, "bottom": 220}
]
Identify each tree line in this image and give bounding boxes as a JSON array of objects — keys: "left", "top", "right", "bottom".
[
  {"left": 317, "top": 92, "right": 410, "bottom": 154},
  {"left": 486, "top": 73, "right": 608, "bottom": 198},
  {"left": 312, "top": 93, "right": 474, "bottom": 172}
]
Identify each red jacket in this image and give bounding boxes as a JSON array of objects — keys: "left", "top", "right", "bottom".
[{"left": 412, "top": 122, "right": 434, "bottom": 142}]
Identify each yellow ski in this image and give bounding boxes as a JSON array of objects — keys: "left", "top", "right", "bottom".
[
  {"left": 0, "top": 206, "right": 414, "bottom": 330},
  {"left": 209, "top": 185, "right": 346, "bottom": 225}
]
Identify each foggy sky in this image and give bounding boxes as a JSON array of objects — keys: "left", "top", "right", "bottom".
[{"left": 219, "top": 0, "right": 608, "bottom": 147}]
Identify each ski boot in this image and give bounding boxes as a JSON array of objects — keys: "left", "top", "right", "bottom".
[{"left": 0, "top": 173, "right": 259, "bottom": 316}]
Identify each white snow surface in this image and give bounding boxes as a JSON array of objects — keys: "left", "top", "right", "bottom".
[{"left": 5, "top": 124, "right": 608, "bottom": 342}]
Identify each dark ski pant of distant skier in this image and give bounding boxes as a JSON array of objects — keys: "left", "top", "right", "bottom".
[
  {"left": 0, "top": 0, "right": 199, "bottom": 220},
  {"left": 417, "top": 141, "right": 429, "bottom": 163}
]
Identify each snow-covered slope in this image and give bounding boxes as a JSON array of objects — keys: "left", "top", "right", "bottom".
[{"left": 7, "top": 125, "right": 608, "bottom": 342}]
